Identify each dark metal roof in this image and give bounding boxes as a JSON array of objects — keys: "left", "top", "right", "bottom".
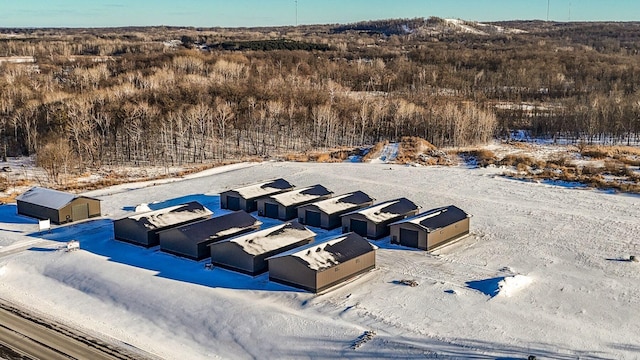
[
  {"left": 298, "top": 190, "right": 375, "bottom": 215},
  {"left": 119, "top": 201, "right": 213, "bottom": 230},
  {"left": 267, "top": 232, "right": 376, "bottom": 271},
  {"left": 214, "top": 222, "right": 316, "bottom": 256},
  {"left": 166, "top": 211, "right": 262, "bottom": 245},
  {"left": 337, "top": 191, "right": 375, "bottom": 205},
  {"left": 268, "top": 184, "right": 333, "bottom": 206},
  {"left": 391, "top": 205, "right": 470, "bottom": 232},
  {"left": 15, "top": 187, "right": 99, "bottom": 210},
  {"left": 342, "top": 197, "right": 420, "bottom": 224},
  {"left": 223, "top": 178, "right": 294, "bottom": 200}
]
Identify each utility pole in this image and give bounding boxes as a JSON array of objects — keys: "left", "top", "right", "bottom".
[
  {"left": 547, "top": 0, "right": 550, "bottom": 21},
  {"left": 295, "top": 0, "right": 298, "bottom": 26}
]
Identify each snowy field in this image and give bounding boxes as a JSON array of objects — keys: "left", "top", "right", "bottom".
[{"left": 1, "top": 161, "right": 639, "bottom": 359}]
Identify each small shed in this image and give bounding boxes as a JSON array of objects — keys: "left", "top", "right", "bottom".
[
  {"left": 16, "top": 187, "right": 101, "bottom": 224},
  {"left": 297, "top": 191, "right": 375, "bottom": 229},
  {"left": 158, "top": 211, "right": 262, "bottom": 260},
  {"left": 113, "top": 201, "right": 213, "bottom": 247},
  {"left": 267, "top": 232, "right": 377, "bottom": 293},
  {"left": 220, "top": 178, "right": 294, "bottom": 212},
  {"left": 256, "top": 184, "right": 333, "bottom": 220},
  {"left": 340, "top": 198, "right": 420, "bottom": 239},
  {"left": 209, "top": 222, "right": 316, "bottom": 275},
  {"left": 389, "top": 205, "right": 471, "bottom": 251}
]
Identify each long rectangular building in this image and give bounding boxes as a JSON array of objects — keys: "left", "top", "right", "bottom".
[
  {"left": 297, "top": 191, "right": 375, "bottom": 229},
  {"left": 113, "top": 201, "right": 213, "bottom": 247},
  {"left": 257, "top": 184, "right": 333, "bottom": 220},
  {"left": 267, "top": 232, "right": 377, "bottom": 293},
  {"left": 220, "top": 178, "right": 294, "bottom": 212},
  {"left": 158, "top": 211, "right": 262, "bottom": 260},
  {"left": 210, "top": 222, "right": 316, "bottom": 275},
  {"left": 340, "top": 198, "right": 420, "bottom": 239},
  {"left": 389, "top": 205, "right": 471, "bottom": 251},
  {"left": 16, "top": 187, "right": 101, "bottom": 224}
]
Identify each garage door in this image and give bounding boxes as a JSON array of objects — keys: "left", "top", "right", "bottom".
[
  {"left": 264, "top": 203, "right": 279, "bottom": 219},
  {"left": 350, "top": 219, "right": 368, "bottom": 237},
  {"left": 72, "top": 203, "right": 89, "bottom": 221},
  {"left": 399, "top": 228, "right": 419, "bottom": 248},
  {"left": 305, "top": 210, "right": 321, "bottom": 227},
  {"left": 227, "top": 196, "right": 240, "bottom": 211}
]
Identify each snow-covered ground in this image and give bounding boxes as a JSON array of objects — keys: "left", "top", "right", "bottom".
[
  {"left": 369, "top": 143, "right": 399, "bottom": 164},
  {"left": 1, "top": 161, "right": 639, "bottom": 359}
]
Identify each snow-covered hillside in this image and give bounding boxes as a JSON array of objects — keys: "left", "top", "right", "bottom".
[{"left": 1, "top": 161, "right": 639, "bottom": 359}]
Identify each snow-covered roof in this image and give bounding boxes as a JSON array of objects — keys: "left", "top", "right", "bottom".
[
  {"left": 226, "top": 178, "right": 294, "bottom": 200},
  {"left": 300, "top": 191, "right": 374, "bottom": 215},
  {"left": 268, "top": 185, "right": 332, "bottom": 207},
  {"left": 391, "top": 205, "right": 470, "bottom": 232},
  {"left": 170, "top": 211, "right": 262, "bottom": 244},
  {"left": 16, "top": 187, "right": 98, "bottom": 210},
  {"left": 222, "top": 222, "right": 315, "bottom": 256},
  {"left": 123, "top": 201, "right": 213, "bottom": 230},
  {"left": 342, "top": 198, "right": 420, "bottom": 224},
  {"left": 268, "top": 232, "right": 377, "bottom": 271}
]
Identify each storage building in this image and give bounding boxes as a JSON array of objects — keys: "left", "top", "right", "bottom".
[
  {"left": 209, "top": 222, "right": 316, "bottom": 275},
  {"left": 340, "top": 198, "right": 420, "bottom": 239},
  {"left": 158, "top": 211, "right": 262, "bottom": 260},
  {"left": 297, "top": 191, "right": 375, "bottom": 229},
  {"left": 389, "top": 205, "right": 471, "bottom": 251},
  {"left": 113, "top": 201, "right": 213, "bottom": 247},
  {"left": 220, "top": 178, "right": 294, "bottom": 212},
  {"left": 267, "top": 232, "right": 376, "bottom": 293},
  {"left": 16, "top": 187, "right": 101, "bottom": 225},
  {"left": 257, "top": 184, "right": 333, "bottom": 220}
]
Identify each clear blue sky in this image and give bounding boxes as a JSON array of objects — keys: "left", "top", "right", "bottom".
[{"left": 0, "top": 0, "right": 638, "bottom": 28}]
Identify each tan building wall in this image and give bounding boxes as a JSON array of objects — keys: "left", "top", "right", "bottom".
[
  {"left": 390, "top": 218, "right": 470, "bottom": 251},
  {"left": 268, "top": 257, "right": 316, "bottom": 292},
  {"left": 427, "top": 218, "right": 470, "bottom": 250},
  {"left": 315, "top": 251, "right": 375, "bottom": 292},
  {"left": 58, "top": 198, "right": 101, "bottom": 223}
]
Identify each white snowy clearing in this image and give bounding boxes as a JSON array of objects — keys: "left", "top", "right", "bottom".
[{"left": 1, "top": 161, "right": 639, "bottom": 359}]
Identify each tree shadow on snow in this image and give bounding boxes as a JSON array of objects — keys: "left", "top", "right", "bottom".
[{"left": 27, "top": 217, "right": 302, "bottom": 293}]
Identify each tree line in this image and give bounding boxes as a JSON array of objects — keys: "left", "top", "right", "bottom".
[{"left": 0, "top": 20, "right": 639, "bottom": 178}]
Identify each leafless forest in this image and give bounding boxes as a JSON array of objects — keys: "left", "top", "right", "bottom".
[{"left": 1, "top": 18, "right": 640, "bottom": 178}]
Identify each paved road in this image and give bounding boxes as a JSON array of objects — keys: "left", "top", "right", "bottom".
[{"left": 0, "top": 303, "right": 149, "bottom": 360}]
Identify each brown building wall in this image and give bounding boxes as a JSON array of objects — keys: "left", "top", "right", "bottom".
[
  {"left": 268, "top": 257, "right": 316, "bottom": 291},
  {"left": 59, "top": 198, "right": 101, "bottom": 223},
  {"left": 427, "top": 218, "right": 470, "bottom": 250},
  {"left": 389, "top": 223, "right": 428, "bottom": 249},
  {"left": 316, "top": 251, "right": 376, "bottom": 293},
  {"left": 211, "top": 243, "right": 254, "bottom": 273}
]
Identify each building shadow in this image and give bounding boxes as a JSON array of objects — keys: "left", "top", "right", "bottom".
[
  {"left": 0, "top": 204, "right": 38, "bottom": 224},
  {"left": 28, "top": 216, "right": 301, "bottom": 293}
]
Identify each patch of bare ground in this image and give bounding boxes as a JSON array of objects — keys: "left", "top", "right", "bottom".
[
  {"left": 459, "top": 142, "right": 640, "bottom": 194},
  {"left": 396, "top": 136, "right": 454, "bottom": 165},
  {"left": 283, "top": 147, "right": 360, "bottom": 163}
]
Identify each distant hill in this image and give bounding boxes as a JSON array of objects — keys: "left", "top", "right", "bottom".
[{"left": 331, "top": 17, "right": 526, "bottom": 37}]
